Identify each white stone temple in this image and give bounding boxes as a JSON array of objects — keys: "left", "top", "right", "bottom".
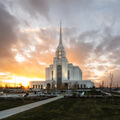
[{"left": 29, "top": 23, "right": 94, "bottom": 89}]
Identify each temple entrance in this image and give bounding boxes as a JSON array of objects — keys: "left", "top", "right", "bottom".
[
  {"left": 41, "top": 85, "right": 43, "bottom": 89},
  {"left": 46, "top": 83, "right": 51, "bottom": 89},
  {"left": 73, "top": 84, "right": 79, "bottom": 89},
  {"left": 57, "top": 65, "right": 62, "bottom": 89},
  {"left": 64, "top": 83, "right": 68, "bottom": 89}
]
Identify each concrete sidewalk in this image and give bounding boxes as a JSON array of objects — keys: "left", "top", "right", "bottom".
[{"left": 0, "top": 96, "right": 63, "bottom": 120}]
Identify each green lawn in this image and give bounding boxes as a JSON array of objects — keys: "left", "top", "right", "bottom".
[
  {"left": 3, "top": 98, "right": 120, "bottom": 120},
  {"left": 0, "top": 99, "right": 39, "bottom": 111}
]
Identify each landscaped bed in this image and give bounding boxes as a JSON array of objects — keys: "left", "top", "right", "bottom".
[{"left": 3, "top": 97, "right": 120, "bottom": 120}]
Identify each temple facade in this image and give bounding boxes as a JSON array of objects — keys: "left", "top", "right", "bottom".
[{"left": 29, "top": 23, "right": 94, "bottom": 89}]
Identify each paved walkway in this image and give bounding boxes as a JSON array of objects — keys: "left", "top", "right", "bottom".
[
  {"left": 0, "top": 96, "right": 63, "bottom": 120},
  {"left": 100, "top": 90, "right": 112, "bottom": 96}
]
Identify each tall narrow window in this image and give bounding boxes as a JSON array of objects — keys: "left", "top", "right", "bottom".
[
  {"left": 52, "top": 71, "right": 53, "bottom": 80},
  {"left": 58, "top": 50, "right": 62, "bottom": 59},
  {"left": 68, "top": 70, "right": 70, "bottom": 80},
  {"left": 57, "top": 65, "right": 62, "bottom": 88}
]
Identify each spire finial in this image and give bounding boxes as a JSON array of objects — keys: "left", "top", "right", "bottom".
[{"left": 59, "top": 20, "right": 62, "bottom": 45}]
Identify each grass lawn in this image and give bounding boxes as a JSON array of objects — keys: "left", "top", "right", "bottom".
[
  {"left": 0, "top": 99, "right": 39, "bottom": 111},
  {"left": 3, "top": 98, "right": 120, "bottom": 120}
]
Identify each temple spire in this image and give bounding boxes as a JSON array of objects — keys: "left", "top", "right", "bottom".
[
  {"left": 59, "top": 21, "right": 62, "bottom": 45},
  {"left": 56, "top": 21, "right": 66, "bottom": 58}
]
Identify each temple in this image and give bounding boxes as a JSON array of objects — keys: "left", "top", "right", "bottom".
[{"left": 29, "top": 23, "right": 94, "bottom": 89}]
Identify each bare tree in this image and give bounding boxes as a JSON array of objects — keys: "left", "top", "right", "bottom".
[
  {"left": 109, "top": 73, "right": 114, "bottom": 92},
  {"left": 101, "top": 81, "right": 104, "bottom": 89}
]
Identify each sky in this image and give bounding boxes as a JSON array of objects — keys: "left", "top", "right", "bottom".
[{"left": 0, "top": 0, "right": 120, "bottom": 87}]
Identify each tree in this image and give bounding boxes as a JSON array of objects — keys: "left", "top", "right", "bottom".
[
  {"left": 100, "top": 81, "right": 104, "bottom": 89},
  {"left": 109, "top": 73, "right": 114, "bottom": 92}
]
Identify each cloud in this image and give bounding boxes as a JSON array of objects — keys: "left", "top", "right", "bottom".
[
  {"left": 0, "top": 25, "right": 58, "bottom": 78},
  {"left": 17, "top": 0, "right": 50, "bottom": 19},
  {"left": 95, "top": 26, "right": 120, "bottom": 64},
  {"left": 0, "top": 2, "right": 18, "bottom": 57},
  {"left": 0, "top": 0, "right": 120, "bottom": 87},
  {"left": 62, "top": 25, "right": 120, "bottom": 85}
]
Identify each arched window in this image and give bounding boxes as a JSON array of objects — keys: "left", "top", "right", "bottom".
[
  {"left": 41, "top": 85, "right": 43, "bottom": 89},
  {"left": 47, "top": 83, "right": 51, "bottom": 89}
]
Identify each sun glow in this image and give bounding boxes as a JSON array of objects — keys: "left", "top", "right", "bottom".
[
  {"left": 0, "top": 75, "right": 45, "bottom": 88},
  {"left": 12, "top": 76, "right": 45, "bottom": 87},
  {"left": 15, "top": 77, "right": 30, "bottom": 87},
  {"left": 93, "top": 69, "right": 104, "bottom": 77},
  {"left": 15, "top": 54, "right": 25, "bottom": 63}
]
